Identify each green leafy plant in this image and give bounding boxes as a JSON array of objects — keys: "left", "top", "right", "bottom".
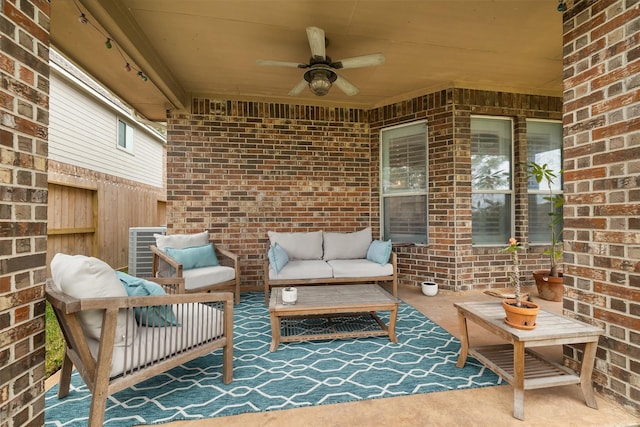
[
  {"left": 527, "top": 161, "right": 563, "bottom": 277},
  {"left": 45, "top": 301, "right": 65, "bottom": 377}
]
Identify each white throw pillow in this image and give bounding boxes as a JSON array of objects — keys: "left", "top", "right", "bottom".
[
  {"left": 154, "top": 230, "right": 209, "bottom": 250},
  {"left": 267, "top": 230, "right": 323, "bottom": 260},
  {"left": 51, "top": 253, "right": 136, "bottom": 347},
  {"left": 323, "top": 227, "right": 372, "bottom": 260}
]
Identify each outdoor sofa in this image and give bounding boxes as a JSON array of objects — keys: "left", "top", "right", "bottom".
[{"left": 264, "top": 228, "right": 397, "bottom": 303}]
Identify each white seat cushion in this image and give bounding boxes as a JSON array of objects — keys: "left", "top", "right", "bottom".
[
  {"left": 183, "top": 265, "right": 236, "bottom": 291},
  {"left": 269, "top": 260, "right": 333, "bottom": 280},
  {"left": 87, "top": 303, "right": 224, "bottom": 378},
  {"left": 328, "top": 259, "right": 394, "bottom": 278}
]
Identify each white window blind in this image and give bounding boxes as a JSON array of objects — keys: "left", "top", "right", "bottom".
[{"left": 381, "top": 121, "right": 428, "bottom": 244}]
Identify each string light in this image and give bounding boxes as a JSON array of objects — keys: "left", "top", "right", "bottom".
[{"left": 71, "top": 0, "right": 148, "bottom": 83}]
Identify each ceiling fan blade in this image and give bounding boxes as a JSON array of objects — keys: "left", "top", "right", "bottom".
[
  {"left": 306, "top": 26, "right": 326, "bottom": 61},
  {"left": 288, "top": 79, "right": 308, "bottom": 96},
  {"left": 332, "top": 53, "right": 385, "bottom": 69},
  {"left": 334, "top": 75, "right": 359, "bottom": 96},
  {"left": 256, "top": 59, "right": 307, "bottom": 68}
]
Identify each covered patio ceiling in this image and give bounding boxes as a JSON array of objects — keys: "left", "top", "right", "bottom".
[{"left": 50, "top": 0, "right": 564, "bottom": 122}]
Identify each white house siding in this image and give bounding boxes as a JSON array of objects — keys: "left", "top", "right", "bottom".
[{"left": 48, "top": 69, "right": 165, "bottom": 188}]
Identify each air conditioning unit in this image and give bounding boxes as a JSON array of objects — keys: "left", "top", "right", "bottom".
[{"left": 128, "top": 226, "right": 166, "bottom": 277}]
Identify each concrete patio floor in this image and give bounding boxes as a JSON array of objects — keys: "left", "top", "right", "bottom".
[
  {"left": 46, "top": 284, "right": 639, "bottom": 426},
  {"left": 159, "top": 285, "right": 639, "bottom": 427}
]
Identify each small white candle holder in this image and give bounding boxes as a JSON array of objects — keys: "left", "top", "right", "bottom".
[{"left": 281, "top": 287, "right": 298, "bottom": 305}]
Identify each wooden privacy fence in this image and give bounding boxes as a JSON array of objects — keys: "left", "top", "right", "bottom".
[
  {"left": 47, "top": 164, "right": 166, "bottom": 274},
  {"left": 47, "top": 183, "right": 97, "bottom": 270}
]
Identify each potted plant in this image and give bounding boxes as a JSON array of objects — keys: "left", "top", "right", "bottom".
[
  {"left": 527, "top": 161, "right": 564, "bottom": 301},
  {"left": 502, "top": 238, "right": 539, "bottom": 330}
]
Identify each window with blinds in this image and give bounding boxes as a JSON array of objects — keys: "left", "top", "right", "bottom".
[
  {"left": 527, "top": 120, "right": 563, "bottom": 244},
  {"left": 380, "top": 121, "right": 428, "bottom": 244},
  {"left": 471, "top": 116, "right": 513, "bottom": 245}
]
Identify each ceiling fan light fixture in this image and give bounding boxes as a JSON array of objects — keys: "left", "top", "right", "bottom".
[
  {"left": 309, "top": 72, "right": 331, "bottom": 96},
  {"left": 258, "top": 27, "right": 383, "bottom": 97},
  {"left": 305, "top": 68, "right": 337, "bottom": 96}
]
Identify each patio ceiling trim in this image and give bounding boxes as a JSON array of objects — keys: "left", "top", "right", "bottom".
[{"left": 77, "top": 0, "right": 185, "bottom": 113}]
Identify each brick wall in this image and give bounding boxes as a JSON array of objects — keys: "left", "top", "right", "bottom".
[
  {"left": 369, "top": 89, "right": 563, "bottom": 291},
  {"left": 562, "top": 0, "right": 640, "bottom": 414},
  {"left": 0, "top": 1, "right": 50, "bottom": 425},
  {"left": 167, "top": 100, "right": 372, "bottom": 287},
  {"left": 167, "top": 90, "right": 562, "bottom": 293}
]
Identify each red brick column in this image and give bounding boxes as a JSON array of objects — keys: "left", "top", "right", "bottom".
[
  {"left": 0, "top": 1, "right": 50, "bottom": 424},
  {"left": 562, "top": 0, "right": 640, "bottom": 414}
]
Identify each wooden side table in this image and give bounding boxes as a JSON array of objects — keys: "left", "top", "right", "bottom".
[{"left": 454, "top": 301, "right": 603, "bottom": 421}]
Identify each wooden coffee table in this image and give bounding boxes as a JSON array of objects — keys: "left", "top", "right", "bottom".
[
  {"left": 268, "top": 284, "right": 399, "bottom": 352},
  {"left": 454, "top": 301, "right": 603, "bottom": 420}
]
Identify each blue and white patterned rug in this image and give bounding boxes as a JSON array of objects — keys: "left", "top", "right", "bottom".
[{"left": 45, "top": 292, "right": 501, "bottom": 426}]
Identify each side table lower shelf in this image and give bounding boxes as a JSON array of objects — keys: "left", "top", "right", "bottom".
[
  {"left": 455, "top": 301, "right": 603, "bottom": 421},
  {"left": 471, "top": 344, "right": 581, "bottom": 389}
]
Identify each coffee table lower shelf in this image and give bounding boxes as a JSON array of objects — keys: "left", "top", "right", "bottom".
[
  {"left": 470, "top": 344, "right": 581, "bottom": 389},
  {"left": 269, "top": 285, "right": 399, "bottom": 352},
  {"left": 278, "top": 312, "right": 390, "bottom": 345}
]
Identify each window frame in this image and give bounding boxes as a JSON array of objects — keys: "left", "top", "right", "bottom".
[
  {"left": 379, "top": 120, "right": 429, "bottom": 244},
  {"left": 470, "top": 115, "right": 515, "bottom": 246},
  {"left": 117, "top": 117, "right": 135, "bottom": 152},
  {"left": 526, "top": 118, "right": 563, "bottom": 245}
]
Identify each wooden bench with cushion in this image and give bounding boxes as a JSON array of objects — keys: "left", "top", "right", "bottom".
[
  {"left": 263, "top": 228, "right": 397, "bottom": 303},
  {"left": 46, "top": 253, "right": 234, "bottom": 427}
]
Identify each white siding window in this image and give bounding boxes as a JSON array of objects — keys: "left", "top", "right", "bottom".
[
  {"left": 527, "top": 119, "right": 563, "bottom": 244},
  {"left": 471, "top": 116, "right": 513, "bottom": 245},
  {"left": 117, "top": 118, "right": 134, "bottom": 152},
  {"left": 48, "top": 69, "right": 165, "bottom": 189},
  {"left": 380, "top": 121, "right": 428, "bottom": 244}
]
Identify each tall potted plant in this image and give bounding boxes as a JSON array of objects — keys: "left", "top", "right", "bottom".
[
  {"left": 528, "top": 161, "right": 564, "bottom": 301},
  {"left": 502, "top": 238, "right": 539, "bottom": 329}
]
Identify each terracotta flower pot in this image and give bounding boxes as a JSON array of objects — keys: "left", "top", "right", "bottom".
[
  {"left": 533, "top": 270, "right": 564, "bottom": 302},
  {"left": 502, "top": 299, "right": 540, "bottom": 330}
]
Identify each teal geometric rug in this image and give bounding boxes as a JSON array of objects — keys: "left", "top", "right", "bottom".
[{"left": 45, "top": 292, "right": 501, "bottom": 426}]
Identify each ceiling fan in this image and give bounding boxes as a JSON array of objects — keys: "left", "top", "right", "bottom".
[{"left": 257, "top": 26, "right": 385, "bottom": 97}]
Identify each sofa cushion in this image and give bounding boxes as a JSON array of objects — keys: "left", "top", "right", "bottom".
[
  {"left": 268, "top": 230, "right": 323, "bottom": 260},
  {"left": 268, "top": 260, "right": 333, "bottom": 280},
  {"left": 154, "top": 230, "right": 209, "bottom": 250},
  {"left": 328, "top": 259, "right": 394, "bottom": 278},
  {"left": 366, "top": 239, "right": 392, "bottom": 265},
  {"left": 323, "top": 227, "right": 372, "bottom": 261},
  {"left": 50, "top": 253, "right": 135, "bottom": 346},
  {"left": 268, "top": 242, "right": 289, "bottom": 273},
  {"left": 183, "top": 265, "right": 236, "bottom": 291},
  {"left": 116, "top": 272, "right": 179, "bottom": 327},
  {"left": 165, "top": 243, "right": 219, "bottom": 270}
]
